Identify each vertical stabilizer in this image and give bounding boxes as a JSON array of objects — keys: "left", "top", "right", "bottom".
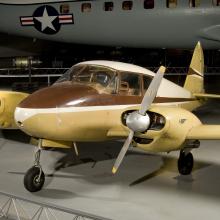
[{"left": 184, "top": 42, "right": 204, "bottom": 94}]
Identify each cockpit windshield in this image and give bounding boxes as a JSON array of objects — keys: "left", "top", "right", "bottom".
[
  {"left": 56, "top": 65, "right": 84, "bottom": 83},
  {"left": 56, "top": 64, "right": 117, "bottom": 94}
]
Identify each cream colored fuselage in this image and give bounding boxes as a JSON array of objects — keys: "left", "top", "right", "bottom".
[
  {"left": 16, "top": 101, "right": 201, "bottom": 140},
  {"left": 14, "top": 61, "right": 203, "bottom": 152},
  {"left": 14, "top": 82, "right": 201, "bottom": 142}
]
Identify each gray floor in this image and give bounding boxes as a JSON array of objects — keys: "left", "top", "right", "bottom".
[{"left": 0, "top": 101, "right": 220, "bottom": 220}]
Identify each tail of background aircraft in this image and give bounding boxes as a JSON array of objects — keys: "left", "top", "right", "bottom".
[{"left": 184, "top": 41, "right": 205, "bottom": 94}]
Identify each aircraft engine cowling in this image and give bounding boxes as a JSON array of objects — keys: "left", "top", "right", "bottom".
[
  {"left": 0, "top": 91, "right": 29, "bottom": 129},
  {"left": 122, "top": 106, "right": 202, "bottom": 153}
]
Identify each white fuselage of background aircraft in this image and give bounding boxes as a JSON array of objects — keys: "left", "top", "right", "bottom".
[{"left": 0, "top": 0, "right": 219, "bottom": 49}]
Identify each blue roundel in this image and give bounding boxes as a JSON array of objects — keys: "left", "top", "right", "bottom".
[{"left": 33, "top": 5, "right": 60, "bottom": 35}]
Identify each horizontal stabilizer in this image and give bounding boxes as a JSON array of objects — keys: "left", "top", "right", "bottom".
[
  {"left": 194, "top": 93, "right": 220, "bottom": 99},
  {"left": 187, "top": 125, "right": 220, "bottom": 140}
]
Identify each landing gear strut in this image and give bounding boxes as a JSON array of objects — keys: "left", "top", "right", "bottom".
[
  {"left": 178, "top": 150, "right": 194, "bottom": 175},
  {"left": 24, "top": 139, "right": 45, "bottom": 192}
]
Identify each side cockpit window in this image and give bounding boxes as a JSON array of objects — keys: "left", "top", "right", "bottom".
[
  {"left": 119, "top": 72, "right": 141, "bottom": 96},
  {"left": 143, "top": 75, "right": 152, "bottom": 91},
  {"left": 92, "top": 72, "right": 111, "bottom": 86}
]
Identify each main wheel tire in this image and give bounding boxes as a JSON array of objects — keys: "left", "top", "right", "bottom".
[
  {"left": 24, "top": 166, "right": 45, "bottom": 192},
  {"left": 178, "top": 152, "right": 194, "bottom": 175}
]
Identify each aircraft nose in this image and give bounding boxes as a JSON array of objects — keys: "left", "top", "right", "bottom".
[
  {"left": 18, "top": 82, "right": 97, "bottom": 109},
  {"left": 14, "top": 107, "right": 23, "bottom": 126},
  {"left": 14, "top": 82, "right": 98, "bottom": 138},
  {"left": 14, "top": 106, "right": 48, "bottom": 138},
  {"left": 14, "top": 107, "right": 36, "bottom": 127}
]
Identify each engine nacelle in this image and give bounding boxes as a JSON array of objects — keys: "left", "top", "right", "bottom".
[
  {"left": 0, "top": 91, "right": 29, "bottom": 129},
  {"left": 124, "top": 106, "right": 202, "bottom": 153}
]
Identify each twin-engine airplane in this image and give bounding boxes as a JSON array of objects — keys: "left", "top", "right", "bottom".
[{"left": 2, "top": 42, "right": 220, "bottom": 192}]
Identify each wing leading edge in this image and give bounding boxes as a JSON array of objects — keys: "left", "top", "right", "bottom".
[
  {"left": 194, "top": 93, "right": 220, "bottom": 99},
  {"left": 187, "top": 125, "right": 220, "bottom": 140}
]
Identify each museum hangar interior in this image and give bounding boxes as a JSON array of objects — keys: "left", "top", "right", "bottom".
[{"left": 0, "top": 0, "right": 219, "bottom": 220}]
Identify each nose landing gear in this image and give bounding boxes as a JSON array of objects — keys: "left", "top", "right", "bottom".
[
  {"left": 24, "top": 139, "right": 45, "bottom": 192},
  {"left": 24, "top": 166, "right": 45, "bottom": 192}
]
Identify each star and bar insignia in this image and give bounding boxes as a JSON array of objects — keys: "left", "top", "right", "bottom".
[{"left": 20, "top": 5, "right": 74, "bottom": 35}]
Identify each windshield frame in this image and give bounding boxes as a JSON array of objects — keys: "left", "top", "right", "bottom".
[{"left": 56, "top": 64, "right": 118, "bottom": 94}]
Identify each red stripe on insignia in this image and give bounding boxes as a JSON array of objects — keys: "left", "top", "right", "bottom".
[
  {"left": 59, "top": 17, "right": 72, "bottom": 21},
  {"left": 20, "top": 17, "right": 34, "bottom": 26},
  {"left": 22, "top": 19, "right": 33, "bottom": 23}
]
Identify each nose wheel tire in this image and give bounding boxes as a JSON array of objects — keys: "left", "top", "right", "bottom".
[
  {"left": 178, "top": 151, "right": 194, "bottom": 175},
  {"left": 24, "top": 166, "right": 45, "bottom": 192}
]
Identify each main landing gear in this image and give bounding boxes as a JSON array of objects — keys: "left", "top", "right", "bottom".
[
  {"left": 177, "top": 140, "right": 200, "bottom": 175},
  {"left": 178, "top": 150, "right": 194, "bottom": 175},
  {"left": 24, "top": 139, "right": 45, "bottom": 192}
]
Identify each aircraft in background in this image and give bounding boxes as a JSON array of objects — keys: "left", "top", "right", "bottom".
[
  {"left": 0, "top": 0, "right": 219, "bottom": 50},
  {"left": 3, "top": 42, "right": 219, "bottom": 192}
]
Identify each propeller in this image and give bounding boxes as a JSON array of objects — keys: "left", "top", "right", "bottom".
[{"left": 112, "top": 66, "right": 166, "bottom": 174}]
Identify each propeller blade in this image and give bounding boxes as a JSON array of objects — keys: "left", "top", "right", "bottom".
[
  {"left": 112, "top": 66, "right": 166, "bottom": 174},
  {"left": 139, "top": 66, "right": 166, "bottom": 116},
  {"left": 112, "top": 130, "right": 134, "bottom": 174}
]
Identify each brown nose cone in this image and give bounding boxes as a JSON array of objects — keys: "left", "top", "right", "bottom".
[{"left": 19, "top": 82, "right": 98, "bottom": 109}]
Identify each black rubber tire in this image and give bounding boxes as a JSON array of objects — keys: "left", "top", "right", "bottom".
[
  {"left": 24, "top": 166, "right": 45, "bottom": 192},
  {"left": 178, "top": 152, "right": 194, "bottom": 175}
]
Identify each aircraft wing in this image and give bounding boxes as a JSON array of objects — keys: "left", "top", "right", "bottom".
[
  {"left": 186, "top": 125, "right": 220, "bottom": 140},
  {"left": 108, "top": 104, "right": 220, "bottom": 154},
  {"left": 194, "top": 93, "right": 220, "bottom": 99},
  {"left": 107, "top": 127, "right": 128, "bottom": 138}
]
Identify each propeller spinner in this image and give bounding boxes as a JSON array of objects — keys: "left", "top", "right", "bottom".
[{"left": 112, "top": 66, "right": 166, "bottom": 174}]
